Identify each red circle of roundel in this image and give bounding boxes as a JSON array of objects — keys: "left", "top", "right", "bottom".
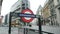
[{"left": 21, "top": 9, "right": 34, "bottom": 23}]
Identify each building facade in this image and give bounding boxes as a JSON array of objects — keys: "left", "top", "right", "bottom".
[
  {"left": 4, "top": 14, "right": 8, "bottom": 24},
  {"left": 0, "top": 0, "right": 3, "bottom": 24},
  {"left": 54, "top": 0, "right": 60, "bottom": 26},
  {"left": 0, "top": 0, "right": 3, "bottom": 14},
  {"left": 6, "top": 0, "right": 30, "bottom": 27},
  {"left": 47, "top": 0, "right": 57, "bottom": 26},
  {"left": 47, "top": 0, "right": 60, "bottom": 26},
  {"left": 38, "top": 0, "right": 56, "bottom": 26},
  {"left": 41, "top": 1, "right": 51, "bottom": 25},
  {"left": 41, "top": 0, "right": 60, "bottom": 26},
  {"left": 36, "top": 3, "right": 51, "bottom": 25}
]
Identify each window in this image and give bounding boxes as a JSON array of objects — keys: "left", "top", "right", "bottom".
[
  {"left": 57, "top": 0, "right": 58, "bottom": 2},
  {"left": 49, "top": 0, "right": 53, "bottom": 4},
  {"left": 57, "top": 0, "right": 60, "bottom": 2},
  {"left": 58, "top": 7, "right": 60, "bottom": 14},
  {"left": 22, "top": 4, "right": 25, "bottom": 6},
  {"left": 26, "top": 4, "right": 28, "bottom": 6},
  {"left": 58, "top": 7, "right": 60, "bottom": 10},
  {"left": 22, "top": 7, "right": 25, "bottom": 9},
  {"left": 55, "top": 15, "right": 57, "bottom": 19}
]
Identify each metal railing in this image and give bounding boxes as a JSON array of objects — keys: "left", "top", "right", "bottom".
[{"left": 42, "top": 31, "right": 54, "bottom": 34}]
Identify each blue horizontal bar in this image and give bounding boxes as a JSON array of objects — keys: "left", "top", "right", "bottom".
[{"left": 18, "top": 13, "right": 40, "bottom": 18}]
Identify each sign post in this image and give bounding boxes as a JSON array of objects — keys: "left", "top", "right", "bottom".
[
  {"left": 9, "top": 12, "right": 12, "bottom": 34},
  {"left": 8, "top": 8, "right": 42, "bottom": 34},
  {"left": 38, "top": 17, "right": 42, "bottom": 34},
  {"left": 21, "top": 9, "right": 34, "bottom": 34}
]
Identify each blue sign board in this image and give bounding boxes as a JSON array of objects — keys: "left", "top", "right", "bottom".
[{"left": 18, "top": 13, "right": 40, "bottom": 18}]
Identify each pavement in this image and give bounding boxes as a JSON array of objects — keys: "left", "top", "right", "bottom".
[
  {"left": 0, "top": 25, "right": 60, "bottom": 34},
  {"left": 0, "top": 27, "right": 24, "bottom": 34}
]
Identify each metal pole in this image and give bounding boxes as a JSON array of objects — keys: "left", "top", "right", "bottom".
[
  {"left": 9, "top": 12, "right": 12, "bottom": 34},
  {"left": 24, "top": 28, "right": 25, "bottom": 34},
  {"left": 26, "top": 23, "right": 28, "bottom": 34},
  {"left": 38, "top": 17, "right": 42, "bottom": 34},
  {"left": 24, "top": 23, "right": 28, "bottom": 34},
  {"left": 24, "top": 22, "right": 26, "bottom": 34}
]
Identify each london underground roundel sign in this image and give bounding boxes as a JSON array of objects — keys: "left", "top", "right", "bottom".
[{"left": 21, "top": 9, "right": 34, "bottom": 23}]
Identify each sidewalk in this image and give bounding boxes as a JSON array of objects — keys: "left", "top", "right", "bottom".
[{"left": 0, "top": 27, "right": 18, "bottom": 34}]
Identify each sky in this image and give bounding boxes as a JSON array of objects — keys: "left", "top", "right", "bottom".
[{"left": 1, "top": 0, "right": 46, "bottom": 16}]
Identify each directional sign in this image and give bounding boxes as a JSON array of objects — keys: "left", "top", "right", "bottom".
[{"left": 21, "top": 9, "right": 34, "bottom": 23}]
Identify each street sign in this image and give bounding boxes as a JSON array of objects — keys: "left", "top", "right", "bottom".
[
  {"left": 21, "top": 9, "right": 34, "bottom": 23},
  {"left": 19, "top": 13, "right": 40, "bottom": 18}
]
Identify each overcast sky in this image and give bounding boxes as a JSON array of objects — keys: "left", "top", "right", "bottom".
[{"left": 1, "top": 0, "right": 46, "bottom": 16}]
